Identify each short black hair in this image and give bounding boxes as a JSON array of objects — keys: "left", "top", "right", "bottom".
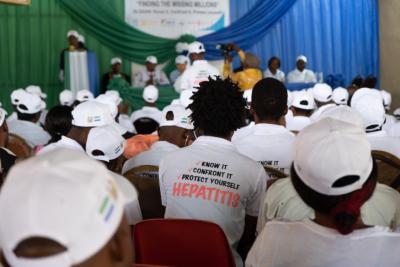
[
  {"left": 16, "top": 110, "right": 41, "bottom": 122},
  {"left": 351, "top": 75, "right": 364, "bottom": 88},
  {"left": 362, "top": 75, "right": 377, "bottom": 89},
  {"left": 251, "top": 78, "right": 288, "bottom": 121},
  {"left": 268, "top": 56, "right": 281, "bottom": 68},
  {"left": 188, "top": 76, "right": 246, "bottom": 137},
  {"left": 45, "top": 105, "right": 73, "bottom": 143}
]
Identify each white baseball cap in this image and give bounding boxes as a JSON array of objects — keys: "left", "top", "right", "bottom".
[
  {"left": 353, "top": 94, "right": 386, "bottom": 132},
  {"left": 188, "top": 41, "right": 206, "bottom": 54},
  {"left": 294, "top": 118, "right": 373, "bottom": 196},
  {"left": 179, "top": 90, "right": 193, "bottom": 108},
  {"left": 175, "top": 55, "right": 188, "bottom": 65},
  {"left": 76, "top": 89, "right": 94, "bottom": 102},
  {"left": 72, "top": 101, "right": 114, "bottom": 127},
  {"left": 332, "top": 87, "right": 349, "bottom": 105},
  {"left": 380, "top": 90, "right": 392, "bottom": 110},
  {"left": 26, "top": 85, "right": 47, "bottom": 99},
  {"left": 0, "top": 108, "right": 7, "bottom": 127},
  {"left": 16, "top": 92, "right": 43, "bottom": 114},
  {"left": 143, "top": 85, "right": 159, "bottom": 103},
  {"left": 350, "top": 88, "right": 382, "bottom": 108},
  {"left": 10, "top": 89, "right": 26, "bottom": 105},
  {"left": 59, "top": 89, "right": 75, "bottom": 106},
  {"left": 86, "top": 125, "right": 126, "bottom": 162},
  {"left": 95, "top": 94, "right": 118, "bottom": 119},
  {"left": 111, "top": 57, "right": 122, "bottom": 65},
  {"left": 175, "top": 42, "right": 189, "bottom": 53},
  {"left": 67, "top": 29, "right": 79, "bottom": 38},
  {"left": 0, "top": 149, "right": 126, "bottom": 267},
  {"left": 145, "top": 56, "right": 158, "bottom": 64},
  {"left": 77, "top": 34, "right": 85, "bottom": 44},
  {"left": 296, "top": 55, "right": 307, "bottom": 63},
  {"left": 160, "top": 104, "right": 193, "bottom": 130},
  {"left": 314, "top": 105, "right": 364, "bottom": 129},
  {"left": 243, "top": 89, "right": 253, "bottom": 103},
  {"left": 313, "top": 83, "right": 333, "bottom": 103},
  {"left": 292, "top": 93, "right": 315, "bottom": 110},
  {"left": 105, "top": 90, "right": 122, "bottom": 106}
]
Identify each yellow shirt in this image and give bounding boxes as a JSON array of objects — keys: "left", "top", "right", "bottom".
[{"left": 223, "top": 50, "right": 263, "bottom": 91}]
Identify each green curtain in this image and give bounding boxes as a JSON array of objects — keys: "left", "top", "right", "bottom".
[{"left": 0, "top": 0, "right": 133, "bottom": 112}]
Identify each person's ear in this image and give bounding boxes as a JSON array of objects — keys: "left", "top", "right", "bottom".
[
  {"left": 283, "top": 106, "right": 288, "bottom": 116},
  {"left": 108, "top": 216, "right": 133, "bottom": 266}
]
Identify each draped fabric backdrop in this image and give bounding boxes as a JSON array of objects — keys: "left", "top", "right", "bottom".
[{"left": 0, "top": 0, "right": 379, "bottom": 112}]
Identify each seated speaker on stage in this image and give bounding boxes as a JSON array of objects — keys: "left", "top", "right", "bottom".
[
  {"left": 264, "top": 56, "right": 285, "bottom": 83},
  {"left": 100, "top": 57, "right": 131, "bottom": 94},
  {"left": 223, "top": 44, "right": 263, "bottom": 91},
  {"left": 133, "top": 56, "right": 170, "bottom": 88},
  {"left": 287, "top": 55, "right": 317, "bottom": 83},
  {"left": 169, "top": 55, "right": 189, "bottom": 83}
]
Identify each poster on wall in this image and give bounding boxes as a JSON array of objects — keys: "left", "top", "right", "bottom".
[
  {"left": 125, "top": 0, "right": 230, "bottom": 39},
  {"left": 0, "top": 0, "right": 30, "bottom": 5}
]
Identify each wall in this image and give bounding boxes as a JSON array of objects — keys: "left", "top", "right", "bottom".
[{"left": 379, "top": 0, "right": 400, "bottom": 110}]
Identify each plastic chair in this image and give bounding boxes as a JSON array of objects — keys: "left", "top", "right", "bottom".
[
  {"left": 133, "top": 118, "right": 159, "bottom": 134},
  {"left": 6, "top": 133, "right": 32, "bottom": 158},
  {"left": 124, "top": 166, "right": 163, "bottom": 219},
  {"left": 372, "top": 150, "right": 400, "bottom": 191},
  {"left": 134, "top": 219, "right": 236, "bottom": 267}
]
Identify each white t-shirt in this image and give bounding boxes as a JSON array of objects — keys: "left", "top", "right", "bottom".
[
  {"left": 367, "top": 130, "right": 400, "bottom": 158},
  {"left": 231, "top": 122, "right": 255, "bottom": 143},
  {"left": 388, "top": 122, "right": 400, "bottom": 138},
  {"left": 8, "top": 119, "right": 51, "bottom": 148},
  {"left": 130, "top": 106, "right": 162, "bottom": 134},
  {"left": 234, "top": 124, "right": 295, "bottom": 175},
  {"left": 6, "top": 112, "right": 17, "bottom": 124},
  {"left": 133, "top": 68, "right": 170, "bottom": 88},
  {"left": 256, "top": 178, "right": 400, "bottom": 233},
  {"left": 122, "top": 141, "right": 178, "bottom": 174},
  {"left": 38, "top": 136, "right": 84, "bottom": 155},
  {"left": 287, "top": 68, "right": 317, "bottom": 83},
  {"left": 286, "top": 116, "right": 311, "bottom": 132},
  {"left": 118, "top": 114, "right": 134, "bottom": 133},
  {"left": 159, "top": 136, "right": 267, "bottom": 266},
  {"left": 178, "top": 60, "right": 220, "bottom": 92},
  {"left": 383, "top": 114, "right": 396, "bottom": 133},
  {"left": 264, "top": 69, "right": 285, "bottom": 83},
  {"left": 111, "top": 173, "right": 142, "bottom": 225},
  {"left": 247, "top": 219, "right": 400, "bottom": 267}
]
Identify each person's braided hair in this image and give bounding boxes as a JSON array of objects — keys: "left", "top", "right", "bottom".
[{"left": 188, "top": 76, "right": 247, "bottom": 137}]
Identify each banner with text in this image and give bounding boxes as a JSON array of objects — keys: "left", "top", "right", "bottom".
[{"left": 125, "top": 0, "right": 230, "bottom": 39}]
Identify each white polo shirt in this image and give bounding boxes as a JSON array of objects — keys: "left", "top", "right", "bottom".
[
  {"left": 287, "top": 68, "right": 317, "bottom": 83},
  {"left": 122, "top": 141, "right": 179, "bottom": 174},
  {"left": 367, "top": 130, "right": 400, "bottom": 157},
  {"left": 246, "top": 219, "right": 400, "bottom": 267},
  {"left": 257, "top": 178, "right": 400, "bottom": 234},
  {"left": 130, "top": 106, "right": 162, "bottom": 125},
  {"left": 264, "top": 69, "right": 285, "bottom": 83},
  {"left": 231, "top": 122, "right": 255, "bottom": 143},
  {"left": 8, "top": 119, "right": 51, "bottom": 148},
  {"left": 178, "top": 60, "right": 220, "bottom": 92},
  {"left": 286, "top": 116, "right": 311, "bottom": 132},
  {"left": 133, "top": 68, "right": 170, "bottom": 88},
  {"left": 234, "top": 124, "right": 295, "bottom": 175},
  {"left": 388, "top": 122, "right": 400, "bottom": 138},
  {"left": 159, "top": 136, "right": 267, "bottom": 266},
  {"left": 38, "top": 136, "right": 84, "bottom": 155}
]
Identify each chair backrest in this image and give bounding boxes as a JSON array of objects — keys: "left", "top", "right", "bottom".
[
  {"left": 6, "top": 133, "right": 32, "bottom": 158},
  {"left": 264, "top": 165, "right": 289, "bottom": 188},
  {"left": 133, "top": 118, "right": 159, "bottom": 134},
  {"left": 134, "top": 219, "right": 236, "bottom": 267},
  {"left": 372, "top": 150, "right": 400, "bottom": 191},
  {"left": 124, "top": 166, "right": 163, "bottom": 219}
]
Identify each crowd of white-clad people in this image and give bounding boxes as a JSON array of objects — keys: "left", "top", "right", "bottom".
[{"left": 0, "top": 37, "right": 400, "bottom": 267}]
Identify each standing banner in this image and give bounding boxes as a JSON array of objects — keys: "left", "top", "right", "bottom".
[{"left": 125, "top": 0, "right": 230, "bottom": 39}]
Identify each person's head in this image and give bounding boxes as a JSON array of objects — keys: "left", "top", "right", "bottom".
[
  {"left": 145, "top": 56, "right": 158, "bottom": 72},
  {"left": 296, "top": 55, "right": 307, "bottom": 72},
  {"left": 158, "top": 104, "right": 194, "bottom": 147},
  {"left": 77, "top": 34, "right": 85, "bottom": 49},
  {"left": 332, "top": 87, "right": 349, "bottom": 106},
  {"left": 362, "top": 75, "right": 377, "bottom": 89},
  {"left": 291, "top": 93, "right": 315, "bottom": 117},
  {"left": 0, "top": 149, "right": 133, "bottom": 267},
  {"left": 111, "top": 57, "right": 122, "bottom": 73},
  {"left": 69, "top": 101, "right": 114, "bottom": 148},
  {"left": 86, "top": 125, "right": 126, "bottom": 174},
  {"left": 312, "top": 83, "right": 333, "bottom": 108},
  {"left": 251, "top": 78, "right": 288, "bottom": 125},
  {"left": 268, "top": 56, "right": 281, "bottom": 73},
  {"left": 188, "top": 77, "right": 246, "bottom": 139},
  {"left": 188, "top": 41, "right": 206, "bottom": 62},
  {"left": 45, "top": 105, "right": 73, "bottom": 143},
  {"left": 0, "top": 108, "right": 9, "bottom": 147},
  {"left": 26, "top": 85, "right": 47, "bottom": 101},
  {"left": 59, "top": 89, "right": 75, "bottom": 106},
  {"left": 142, "top": 85, "right": 159, "bottom": 106},
  {"left": 16, "top": 92, "right": 43, "bottom": 123},
  {"left": 67, "top": 30, "right": 79, "bottom": 48},
  {"left": 175, "top": 55, "right": 188, "bottom": 73},
  {"left": 10, "top": 89, "right": 25, "bottom": 111},
  {"left": 75, "top": 89, "right": 94, "bottom": 105},
  {"left": 291, "top": 118, "right": 377, "bottom": 235},
  {"left": 380, "top": 90, "right": 392, "bottom": 112},
  {"left": 242, "top": 52, "right": 260, "bottom": 69}
]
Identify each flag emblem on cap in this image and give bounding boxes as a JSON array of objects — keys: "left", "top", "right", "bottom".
[{"left": 98, "top": 179, "right": 118, "bottom": 222}]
